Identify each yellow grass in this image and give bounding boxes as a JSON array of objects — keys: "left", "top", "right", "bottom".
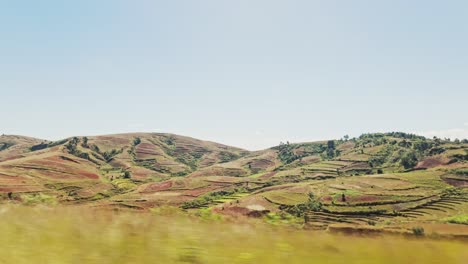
[{"left": 0, "top": 205, "right": 467, "bottom": 264}]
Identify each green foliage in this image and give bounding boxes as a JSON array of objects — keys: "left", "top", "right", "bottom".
[
  {"left": 264, "top": 212, "right": 303, "bottom": 227},
  {"left": 278, "top": 142, "right": 299, "bottom": 164},
  {"left": 0, "top": 141, "right": 15, "bottom": 151},
  {"left": 133, "top": 137, "right": 141, "bottom": 146},
  {"left": 30, "top": 142, "right": 49, "bottom": 151},
  {"left": 281, "top": 193, "right": 322, "bottom": 217},
  {"left": 91, "top": 144, "right": 100, "bottom": 153},
  {"left": 412, "top": 226, "right": 425, "bottom": 236},
  {"left": 219, "top": 151, "right": 239, "bottom": 163},
  {"left": 193, "top": 208, "right": 223, "bottom": 221},
  {"left": 102, "top": 149, "right": 123, "bottom": 162},
  {"left": 451, "top": 168, "right": 468, "bottom": 176},
  {"left": 21, "top": 193, "right": 57, "bottom": 206},
  {"left": 412, "top": 140, "right": 431, "bottom": 153},
  {"left": 81, "top": 137, "right": 89, "bottom": 148},
  {"left": 162, "top": 135, "right": 175, "bottom": 146},
  {"left": 123, "top": 171, "right": 131, "bottom": 179},
  {"left": 400, "top": 151, "right": 418, "bottom": 169},
  {"left": 111, "top": 179, "right": 136, "bottom": 190},
  {"left": 323, "top": 140, "right": 336, "bottom": 159},
  {"left": 442, "top": 187, "right": 464, "bottom": 196},
  {"left": 444, "top": 215, "right": 468, "bottom": 225},
  {"left": 30, "top": 138, "right": 70, "bottom": 152},
  {"left": 62, "top": 137, "right": 97, "bottom": 162}
]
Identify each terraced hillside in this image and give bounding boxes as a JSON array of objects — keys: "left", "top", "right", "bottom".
[{"left": 1, "top": 132, "right": 467, "bottom": 235}]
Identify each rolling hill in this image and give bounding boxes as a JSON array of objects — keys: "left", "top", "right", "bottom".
[{"left": 1, "top": 132, "right": 467, "bottom": 235}]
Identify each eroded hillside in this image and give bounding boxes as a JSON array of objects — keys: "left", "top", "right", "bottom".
[{"left": 1, "top": 132, "right": 467, "bottom": 234}]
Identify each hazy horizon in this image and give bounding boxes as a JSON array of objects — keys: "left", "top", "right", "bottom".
[{"left": 1, "top": 1, "right": 467, "bottom": 150}]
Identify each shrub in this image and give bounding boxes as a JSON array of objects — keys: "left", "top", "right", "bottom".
[
  {"left": 21, "top": 193, "right": 57, "bottom": 206},
  {"left": 412, "top": 226, "right": 425, "bottom": 236},
  {"left": 277, "top": 142, "right": 299, "bottom": 164},
  {"left": 30, "top": 143, "right": 48, "bottom": 151},
  {"left": 81, "top": 137, "right": 89, "bottom": 148},
  {"left": 282, "top": 193, "right": 322, "bottom": 217},
  {"left": 400, "top": 151, "right": 418, "bottom": 169},
  {"left": 444, "top": 215, "right": 468, "bottom": 225}
]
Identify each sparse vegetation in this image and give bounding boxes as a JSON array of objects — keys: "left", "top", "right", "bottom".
[{"left": 444, "top": 215, "right": 468, "bottom": 225}]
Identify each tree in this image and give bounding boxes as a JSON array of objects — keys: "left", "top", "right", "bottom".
[
  {"left": 399, "top": 140, "right": 412, "bottom": 148},
  {"left": 133, "top": 137, "right": 141, "bottom": 146},
  {"left": 400, "top": 151, "right": 418, "bottom": 169},
  {"left": 327, "top": 140, "right": 335, "bottom": 150},
  {"left": 82, "top": 137, "right": 89, "bottom": 148},
  {"left": 413, "top": 140, "right": 431, "bottom": 153},
  {"left": 335, "top": 149, "right": 341, "bottom": 157},
  {"left": 123, "top": 171, "right": 131, "bottom": 179},
  {"left": 278, "top": 142, "right": 298, "bottom": 164},
  {"left": 325, "top": 140, "right": 336, "bottom": 159},
  {"left": 343, "top": 135, "right": 349, "bottom": 141}
]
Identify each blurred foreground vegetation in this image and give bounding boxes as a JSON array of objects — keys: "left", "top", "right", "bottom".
[{"left": 0, "top": 206, "right": 466, "bottom": 264}]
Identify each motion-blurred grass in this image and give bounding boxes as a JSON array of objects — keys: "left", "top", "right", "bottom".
[{"left": 0, "top": 205, "right": 466, "bottom": 264}]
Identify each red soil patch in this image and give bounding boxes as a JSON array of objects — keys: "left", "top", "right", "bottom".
[
  {"left": 320, "top": 196, "right": 333, "bottom": 202},
  {"left": 141, "top": 181, "right": 173, "bottom": 192},
  {"left": 78, "top": 171, "right": 99, "bottom": 179},
  {"left": 248, "top": 159, "right": 275, "bottom": 170},
  {"left": 415, "top": 156, "right": 450, "bottom": 169},
  {"left": 219, "top": 206, "right": 250, "bottom": 215},
  {"left": 0, "top": 185, "right": 43, "bottom": 193}
]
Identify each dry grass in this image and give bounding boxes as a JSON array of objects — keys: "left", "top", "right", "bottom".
[{"left": 0, "top": 205, "right": 467, "bottom": 264}]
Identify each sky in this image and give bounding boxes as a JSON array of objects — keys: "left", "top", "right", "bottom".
[{"left": 1, "top": 0, "right": 467, "bottom": 150}]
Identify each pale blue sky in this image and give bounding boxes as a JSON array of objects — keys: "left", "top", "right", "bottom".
[{"left": 1, "top": 0, "right": 467, "bottom": 150}]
